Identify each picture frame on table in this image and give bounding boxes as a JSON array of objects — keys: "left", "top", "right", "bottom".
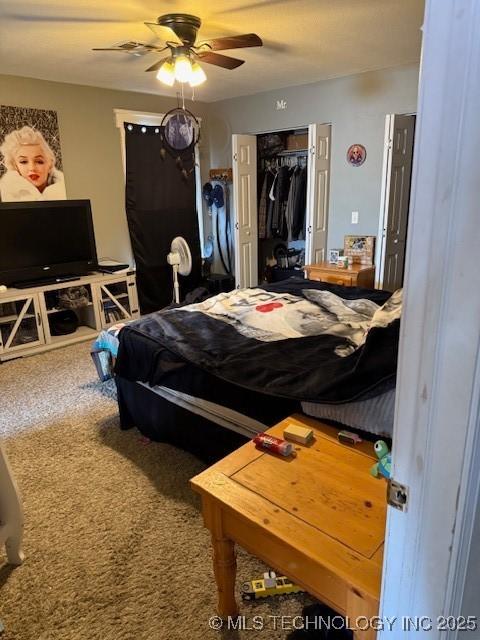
[
  {"left": 328, "top": 249, "right": 340, "bottom": 264},
  {"left": 344, "top": 235, "right": 376, "bottom": 265}
]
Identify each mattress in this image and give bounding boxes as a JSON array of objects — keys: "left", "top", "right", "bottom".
[{"left": 302, "top": 389, "right": 395, "bottom": 437}]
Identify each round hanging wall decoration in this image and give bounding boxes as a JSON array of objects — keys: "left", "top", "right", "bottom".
[
  {"left": 347, "top": 144, "right": 366, "bottom": 167},
  {"left": 160, "top": 107, "right": 200, "bottom": 180},
  {"left": 161, "top": 107, "right": 200, "bottom": 152}
]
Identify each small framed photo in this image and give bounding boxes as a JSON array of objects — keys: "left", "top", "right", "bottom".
[
  {"left": 328, "top": 249, "right": 340, "bottom": 264},
  {"left": 344, "top": 235, "right": 376, "bottom": 264},
  {"left": 347, "top": 144, "right": 367, "bottom": 167}
]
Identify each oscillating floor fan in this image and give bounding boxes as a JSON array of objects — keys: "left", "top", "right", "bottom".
[{"left": 167, "top": 236, "right": 192, "bottom": 304}]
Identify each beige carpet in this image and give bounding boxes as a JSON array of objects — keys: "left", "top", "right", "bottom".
[{"left": 0, "top": 343, "right": 311, "bottom": 640}]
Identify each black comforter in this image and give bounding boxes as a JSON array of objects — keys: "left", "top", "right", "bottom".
[{"left": 115, "top": 278, "right": 398, "bottom": 405}]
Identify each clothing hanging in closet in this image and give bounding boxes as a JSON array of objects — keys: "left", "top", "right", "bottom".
[
  {"left": 258, "top": 169, "right": 275, "bottom": 239},
  {"left": 291, "top": 166, "right": 307, "bottom": 240},
  {"left": 271, "top": 165, "right": 290, "bottom": 238},
  {"left": 258, "top": 164, "right": 307, "bottom": 241}
]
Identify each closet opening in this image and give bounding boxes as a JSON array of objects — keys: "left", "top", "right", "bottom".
[
  {"left": 232, "top": 123, "right": 330, "bottom": 289},
  {"left": 257, "top": 128, "right": 309, "bottom": 284}
]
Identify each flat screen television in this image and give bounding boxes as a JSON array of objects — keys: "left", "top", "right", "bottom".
[{"left": 0, "top": 200, "right": 98, "bottom": 287}]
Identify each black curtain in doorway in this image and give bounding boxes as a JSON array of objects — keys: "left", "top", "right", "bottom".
[{"left": 124, "top": 122, "right": 201, "bottom": 313}]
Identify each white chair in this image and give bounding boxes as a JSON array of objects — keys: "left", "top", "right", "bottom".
[{"left": 0, "top": 444, "right": 24, "bottom": 565}]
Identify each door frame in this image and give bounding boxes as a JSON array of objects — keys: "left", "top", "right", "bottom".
[
  {"left": 379, "top": 0, "right": 480, "bottom": 633},
  {"left": 113, "top": 109, "right": 205, "bottom": 257},
  {"left": 231, "top": 121, "right": 332, "bottom": 285}
]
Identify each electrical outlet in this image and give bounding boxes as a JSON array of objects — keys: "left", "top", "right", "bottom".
[{"left": 351, "top": 211, "right": 359, "bottom": 224}]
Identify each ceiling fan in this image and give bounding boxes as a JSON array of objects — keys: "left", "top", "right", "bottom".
[{"left": 93, "top": 13, "right": 263, "bottom": 87}]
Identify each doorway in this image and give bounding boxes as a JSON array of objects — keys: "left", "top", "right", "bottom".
[{"left": 232, "top": 123, "right": 331, "bottom": 289}]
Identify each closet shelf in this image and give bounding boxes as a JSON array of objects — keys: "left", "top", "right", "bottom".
[
  {"left": 46, "top": 303, "right": 93, "bottom": 314},
  {"left": 276, "top": 149, "right": 308, "bottom": 156}
]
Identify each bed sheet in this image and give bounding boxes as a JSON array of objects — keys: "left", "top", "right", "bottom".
[{"left": 115, "top": 278, "right": 398, "bottom": 405}]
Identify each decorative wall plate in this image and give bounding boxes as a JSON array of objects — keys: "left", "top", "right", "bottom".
[{"left": 346, "top": 144, "right": 366, "bottom": 167}]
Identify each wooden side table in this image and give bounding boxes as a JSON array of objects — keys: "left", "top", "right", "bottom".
[
  {"left": 191, "top": 415, "right": 386, "bottom": 640},
  {"left": 305, "top": 262, "right": 375, "bottom": 288}
]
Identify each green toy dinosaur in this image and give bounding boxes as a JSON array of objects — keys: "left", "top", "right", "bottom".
[{"left": 370, "top": 440, "right": 392, "bottom": 479}]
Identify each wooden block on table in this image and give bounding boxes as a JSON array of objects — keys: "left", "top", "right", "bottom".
[{"left": 283, "top": 423, "right": 314, "bottom": 445}]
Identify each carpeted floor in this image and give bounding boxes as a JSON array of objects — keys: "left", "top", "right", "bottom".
[{"left": 0, "top": 342, "right": 311, "bottom": 640}]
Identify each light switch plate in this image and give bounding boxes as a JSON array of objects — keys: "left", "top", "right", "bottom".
[{"left": 351, "top": 211, "right": 359, "bottom": 224}]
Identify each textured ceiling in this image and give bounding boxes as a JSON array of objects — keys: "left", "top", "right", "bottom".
[{"left": 0, "top": 0, "right": 424, "bottom": 102}]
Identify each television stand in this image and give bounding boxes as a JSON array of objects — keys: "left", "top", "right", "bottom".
[
  {"left": 13, "top": 275, "right": 81, "bottom": 289},
  {"left": 0, "top": 271, "right": 139, "bottom": 361}
]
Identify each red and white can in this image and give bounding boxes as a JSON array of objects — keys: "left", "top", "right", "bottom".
[{"left": 253, "top": 433, "right": 294, "bottom": 457}]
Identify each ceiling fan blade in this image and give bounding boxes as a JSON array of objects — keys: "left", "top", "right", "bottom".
[
  {"left": 196, "top": 51, "right": 245, "bottom": 70},
  {"left": 198, "top": 33, "right": 262, "bottom": 51},
  {"left": 145, "top": 58, "right": 171, "bottom": 73},
  {"left": 144, "top": 22, "right": 182, "bottom": 45},
  {"left": 93, "top": 42, "right": 165, "bottom": 56}
]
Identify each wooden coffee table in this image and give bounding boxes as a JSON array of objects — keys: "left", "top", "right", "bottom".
[{"left": 191, "top": 414, "right": 387, "bottom": 640}]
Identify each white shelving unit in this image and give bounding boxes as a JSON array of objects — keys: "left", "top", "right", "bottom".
[{"left": 0, "top": 271, "right": 139, "bottom": 362}]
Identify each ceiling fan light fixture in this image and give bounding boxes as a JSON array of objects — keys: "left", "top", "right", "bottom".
[
  {"left": 156, "top": 59, "right": 175, "bottom": 86},
  {"left": 189, "top": 62, "right": 207, "bottom": 87},
  {"left": 94, "top": 14, "right": 263, "bottom": 86},
  {"left": 174, "top": 54, "right": 193, "bottom": 83}
]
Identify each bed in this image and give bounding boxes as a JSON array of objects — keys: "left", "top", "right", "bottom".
[{"left": 101, "top": 278, "right": 400, "bottom": 462}]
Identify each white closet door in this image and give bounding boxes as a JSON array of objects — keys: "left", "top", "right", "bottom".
[
  {"left": 305, "top": 124, "right": 331, "bottom": 265},
  {"left": 232, "top": 134, "right": 258, "bottom": 288}
]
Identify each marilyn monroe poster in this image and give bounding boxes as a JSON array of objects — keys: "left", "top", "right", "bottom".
[{"left": 0, "top": 105, "right": 66, "bottom": 202}]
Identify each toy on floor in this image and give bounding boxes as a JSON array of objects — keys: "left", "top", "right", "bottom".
[
  {"left": 370, "top": 440, "right": 392, "bottom": 479},
  {"left": 241, "top": 570, "right": 305, "bottom": 600}
]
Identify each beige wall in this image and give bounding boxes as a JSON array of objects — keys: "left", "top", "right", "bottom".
[
  {"left": 208, "top": 64, "right": 419, "bottom": 253},
  {"left": 0, "top": 74, "right": 210, "bottom": 264},
  {"left": 1, "top": 67, "right": 419, "bottom": 268}
]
